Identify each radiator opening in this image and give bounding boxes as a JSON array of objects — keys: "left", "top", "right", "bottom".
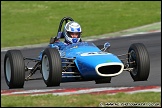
[{"left": 98, "top": 65, "right": 121, "bottom": 74}]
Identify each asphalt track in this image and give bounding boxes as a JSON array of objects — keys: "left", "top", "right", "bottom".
[{"left": 1, "top": 32, "right": 161, "bottom": 90}]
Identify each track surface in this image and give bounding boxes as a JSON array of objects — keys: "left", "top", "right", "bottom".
[{"left": 1, "top": 32, "right": 161, "bottom": 90}]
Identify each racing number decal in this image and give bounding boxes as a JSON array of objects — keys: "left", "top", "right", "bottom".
[{"left": 80, "top": 52, "right": 109, "bottom": 56}]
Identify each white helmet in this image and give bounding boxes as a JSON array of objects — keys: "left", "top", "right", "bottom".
[{"left": 63, "top": 21, "right": 82, "bottom": 44}]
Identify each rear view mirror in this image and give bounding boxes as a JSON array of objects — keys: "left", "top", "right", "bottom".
[{"left": 101, "top": 42, "right": 111, "bottom": 51}]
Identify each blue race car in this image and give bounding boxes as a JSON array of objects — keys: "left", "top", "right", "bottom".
[{"left": 4, "top": 17, "right": 150, "bottom": 88}]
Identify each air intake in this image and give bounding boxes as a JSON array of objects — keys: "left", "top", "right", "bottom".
[
  {"left": 95, "top": 62, "right": 124, "bottom": 77},
  {"left": 98, "top": 65, "right": 122, "bottom": 74}
]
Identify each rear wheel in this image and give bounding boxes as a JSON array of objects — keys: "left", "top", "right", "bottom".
[
  {"left": 95, "top": 77, "right": 111, "bottom": 84},
  {"left": 41, "top": 48, "right": 62, "bottom": 87},
  {"left": 128, "top": 43, "right": 150, "bottom": 81},
  {"left": 4, "top": 50, "right": 25, "bottom": 89}
]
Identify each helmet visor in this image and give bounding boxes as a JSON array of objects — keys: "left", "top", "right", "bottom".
[{"left": 67, "top": 32, "right": 81, "bottom": 38}]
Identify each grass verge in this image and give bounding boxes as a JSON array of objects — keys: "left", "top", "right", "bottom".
[
  {"left": 1, "top": 92, "right": 161, "bottom": 107},
  {"left": 1, "top": 1, "right": 161, "bottom": 47}
]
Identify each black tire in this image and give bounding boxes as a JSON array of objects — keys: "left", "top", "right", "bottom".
[
  {"left": 4, "top": 50, "right": 25, "bottom": 89},
  {"left": 128, "top": 43, "right": 150, "bottom": 81},
  {"left": 95, "top": 77, "right": 111, "bottom": 84},
  {"left": 41, "top": 48, "right": 62, "bottom": 87}
]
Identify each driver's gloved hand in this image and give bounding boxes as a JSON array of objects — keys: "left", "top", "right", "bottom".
[{"left": 49, "top": 37, "right": 59, "bottom": 44}]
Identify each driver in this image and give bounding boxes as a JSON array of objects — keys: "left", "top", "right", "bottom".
[{"left": 63, "top": 21, "right": 82, "bottom": 44}]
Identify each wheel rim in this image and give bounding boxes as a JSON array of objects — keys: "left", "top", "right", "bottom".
[
  {"left": 42, "top": 55, "right": 49, "bottom": 80},
  {"left": 129, "top": 50, "right": 138, "bottom": 76},
  {"left": 6, "top": 58, "right": 11, "bottom": 82}
]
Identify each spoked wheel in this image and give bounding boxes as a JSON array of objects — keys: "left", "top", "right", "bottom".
[
  {"left": 128, "top": 43, "right": 150, "bottom": 81},
  {"left": 4, "top": 50, "right": 25, "bottom": 89},
  {"left": 95, "top": 77, "right": 111, "bottom": 84},
  {"left": 41, "top": 48, "right": 62, "bottom": 87}
]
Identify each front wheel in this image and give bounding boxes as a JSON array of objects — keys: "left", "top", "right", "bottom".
[
  {"left": 4, "top": 50, "right": 25, "bottom": 89},
  {"left": 128, "top": 43, "right": 150, "bottom": 81},
  {"left": 41, "top": 48, "right": 62, "bottom": 87}
]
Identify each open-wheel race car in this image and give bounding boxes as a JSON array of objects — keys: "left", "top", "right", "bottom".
[{"left": 4, "top": 17, "right": 150, "bottom": 89}]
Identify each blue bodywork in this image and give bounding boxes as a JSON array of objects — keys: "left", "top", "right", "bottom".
[{"left": 39, "top": 41, "right": 124, "bottom": 82}]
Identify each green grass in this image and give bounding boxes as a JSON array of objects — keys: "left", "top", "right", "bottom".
[
  {"left": 1, "top": 92, "right": 161, "bottom": 107},
  {"left": 1, "top": 1, "right": 161, "bottom": 47}
]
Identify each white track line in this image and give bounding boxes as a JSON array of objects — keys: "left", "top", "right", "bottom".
[{"left": 2, "top": 86, "right": 160, "bottom": 96}]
